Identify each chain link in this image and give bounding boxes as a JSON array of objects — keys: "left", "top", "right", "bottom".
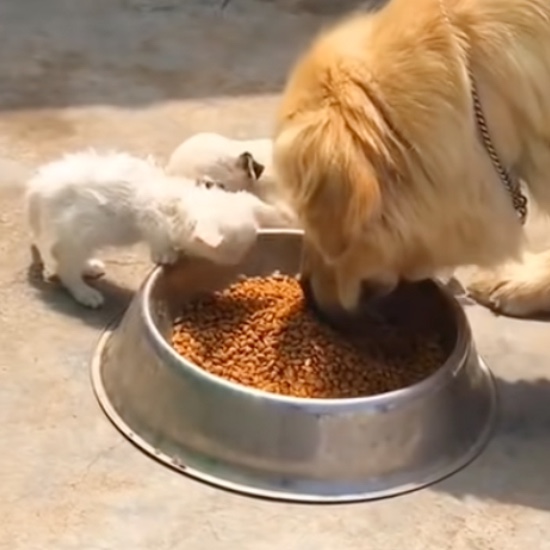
[{"left": 439, "top": 0, "right": 528, "bottom": 224}]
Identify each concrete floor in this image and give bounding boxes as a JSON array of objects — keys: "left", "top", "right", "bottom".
[{"left": 1, "top": 0, "right": 550, "bottom": 549}]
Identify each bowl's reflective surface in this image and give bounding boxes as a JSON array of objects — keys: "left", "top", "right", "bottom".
[{"left": 91, "top": 229, "right": 498, "bottom": 502}]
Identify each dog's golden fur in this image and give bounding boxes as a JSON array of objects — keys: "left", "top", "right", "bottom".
[{"left": 273, "top": 0, "right": 550, "bottom": 317}]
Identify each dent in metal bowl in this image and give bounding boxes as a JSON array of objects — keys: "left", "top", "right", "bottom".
[{"left": 91, "top": 229, "right": 498, "bottom": 503}]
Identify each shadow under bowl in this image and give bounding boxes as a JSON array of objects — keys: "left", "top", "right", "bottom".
[{"left": 91, "top": 229, "right": 498, "bottom": 503}]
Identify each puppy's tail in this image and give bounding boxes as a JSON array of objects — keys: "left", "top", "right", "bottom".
[{"left": 0, "top": 157, "right": 33, "bottom": 192}]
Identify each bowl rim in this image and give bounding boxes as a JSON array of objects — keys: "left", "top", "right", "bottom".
[{"left": 141, "top": 230, "right": 471, "bottom": 410}]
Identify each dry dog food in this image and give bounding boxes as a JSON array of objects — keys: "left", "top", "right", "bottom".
[{"left": 171, "top": 275, "right": 448, "bottom": 398}]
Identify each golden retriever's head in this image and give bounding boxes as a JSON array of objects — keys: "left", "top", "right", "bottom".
[
  {"left": 274, "top": 107, "right": 402, "bottom": 314},
  {"left": 273, "top": 50, "right": 407, "bottom": 314},
  {"left": 273, "top": 10, "right": 526, "bottom": 317}
]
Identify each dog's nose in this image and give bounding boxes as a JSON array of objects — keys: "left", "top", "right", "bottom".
[
  {"left": 300, "top": 276, "right": 375, "bottom": 330},
  {"left": 360, "top": 280, "right": 395, "bottom": 303},
  {"left": 301, "top": 276, "right": 403, "bottom": 333},
  {"left": 300, "top": 277, "right": 347, "bottom": 330}
]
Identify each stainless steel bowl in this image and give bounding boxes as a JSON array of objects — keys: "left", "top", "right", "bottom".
[{"left": 91, "top": 229, "right": 498, "bottom": 503}]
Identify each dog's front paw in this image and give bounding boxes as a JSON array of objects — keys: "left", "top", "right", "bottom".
[
  {"left": 70, "top": 285, "right": 105, "bottom": 309},
  {"left": 466, "top": 277, "right": 540, "bottom": 318}
]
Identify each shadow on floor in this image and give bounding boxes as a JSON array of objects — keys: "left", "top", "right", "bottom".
[
  {"left": 436, "top": 375, "right": 550, "bottom": 511},
  {"left": 0, "top": 0, "right": 383, "bottom": 112},
  {"left": 26, "top": 252, "right": 135, "bottom": 329}
]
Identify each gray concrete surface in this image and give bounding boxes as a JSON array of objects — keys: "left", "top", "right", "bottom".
[{"left": 1, "top": 0, "right": 549, "bottom": 549}]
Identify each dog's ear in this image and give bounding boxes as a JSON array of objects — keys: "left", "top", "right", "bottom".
[
  {"left": 192, "top": 218, "right": 224, "bottom": 249},
  {"left": 236, "top": 151, "right": 265, "bottom": 180},
  {"left": 273, "top": 113, "right": 385, "bottom": 262}
]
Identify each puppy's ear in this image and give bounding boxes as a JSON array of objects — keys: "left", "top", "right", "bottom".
[
  {"left": 273, "top": 110, "right": 386, "bottom": 262},
  {"left": 236, "top": 151, "right": 265, "bottom": 180},
  {"left": 192, "top": 218, "right": 224, "bottom": 249},
  {"left": 251, "top": 158, "right": 265, "bottom": 179}
]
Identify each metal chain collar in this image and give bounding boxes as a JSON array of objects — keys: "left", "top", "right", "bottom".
[{"left": 439, "top": 0, "right": 528, "bottom": 224}]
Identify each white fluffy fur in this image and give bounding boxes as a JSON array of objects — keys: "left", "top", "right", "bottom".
[
  {"left": 166, "top": 132, "right": 300, "bottom": 228},
  {"left": 167, "top": 184, "right": 297, "bottom": 265},
  {"left": 25, "top": 150, "right": 291, "bottom": 308},
  {"left": 167, "top": 133, "right": 275, "bottom": 196}
]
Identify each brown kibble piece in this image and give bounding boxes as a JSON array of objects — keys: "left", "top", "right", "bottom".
[{"left": 171, "top": 275, "right": 448, "bottom": 399}]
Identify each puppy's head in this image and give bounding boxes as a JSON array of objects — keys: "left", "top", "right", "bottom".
[
  {"left": 186, "top": 204, "right": 258, "bottom": 266},
  {"left": 190, "top": 220, "right": 257, "bottom": 266},
  {"left": 194, "top": 152, "right": 265, "bottom": 194}
]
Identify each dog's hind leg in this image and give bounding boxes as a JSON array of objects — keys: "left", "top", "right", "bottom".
[
  {"left": 461, "top": 249, "right": 550, "bottom": 318},
  {"left": 51, "top": 241, "right": 104, "bottom": 308},
  {"left": 26, "top": 194, "right": 57, "bottom": 279},
  {"left": 30, "top": 238, "right": 58, "bottom": 280}
]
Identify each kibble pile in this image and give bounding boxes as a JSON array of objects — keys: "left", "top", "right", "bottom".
[{"left": 171, "top": 275, "right": 447, "bottom": 399}]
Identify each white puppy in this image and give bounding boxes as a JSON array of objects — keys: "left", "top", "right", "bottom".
[
  {"left": 166, "top": 132, "right": 275, "bottom": 192},
  {"left": 166, "top": 132, "right": 300, "bottom": 227},
  {"left": 167, "top": 134, "right": 265, "bottom": 192},
  {"left": 24, "top": 149, "right": 291, "bottom": 308},
  {"left": 178, "top": 184, "right": 296, "bottom": 265}
]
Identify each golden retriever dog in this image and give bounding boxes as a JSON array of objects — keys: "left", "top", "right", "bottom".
[{"left": 273, "top": 0, "right": 550, "bottom": 318}]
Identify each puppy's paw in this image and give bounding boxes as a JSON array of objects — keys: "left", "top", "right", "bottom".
[
  {"left": 70, "top": 285, "right": 105, "bottom": 309},
  {"left": 83, "top": 259, "right": 106, "bottom": 279}
]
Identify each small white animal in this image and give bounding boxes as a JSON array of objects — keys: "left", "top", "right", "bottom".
[
  {"left": 23, "top": 149, "right": 292, "bottom": 308},
  {"left": 167, "top": 133, "right": 300, "bottom": 227},
  {"left": 24, "top": 150, "right": 188, "bottom": 307},
  {"left": 177, "top": 184, "right": 296, "bottom": 265},
  {"left": 166, "top": 132, "right": 273, "bottom": 194}
]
